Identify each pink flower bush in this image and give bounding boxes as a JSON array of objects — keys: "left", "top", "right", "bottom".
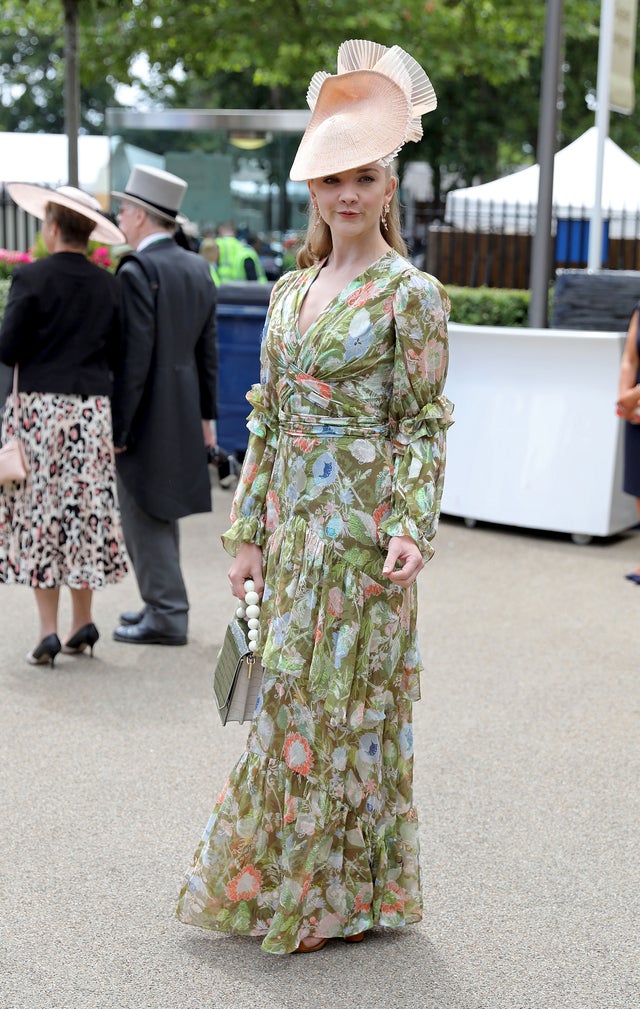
[
  {"left": 0, "top": 242, "right": 113, "bottom": 277},
  {"left": 0, "top": 249, "right": 34, "bottom": 278},
  {"left": 90, "top": 245, "right": 112, "bottom": 268}
]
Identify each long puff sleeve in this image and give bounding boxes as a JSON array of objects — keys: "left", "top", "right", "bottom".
[
  {"left": 378, "top": 271, "right": 453, "bottom": 560},
  {"left": 221, "top": 307, "right": 280, "bottom": 556}
]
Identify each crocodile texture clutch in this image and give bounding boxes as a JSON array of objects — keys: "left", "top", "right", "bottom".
[{"left": 212, "top": 618, "right": 264, "bottom": 726}]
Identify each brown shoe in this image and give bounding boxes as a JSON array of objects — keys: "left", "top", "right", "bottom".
[
  {"left": 293, "top": 937, "right": 330, "bottom": 953},
  {"left": 343, "top": 932, "right": 365, "bottom": 943}
]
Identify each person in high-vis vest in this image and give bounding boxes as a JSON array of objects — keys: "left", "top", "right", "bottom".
[{"left": 215, "top": 223, "right": 267, "bottom": 283}]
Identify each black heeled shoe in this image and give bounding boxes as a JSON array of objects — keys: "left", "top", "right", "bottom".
[
  {"left": 62, "top": 623, "right": 100, "bottom": 656},
  {"left": 26, "top": 633, "right": 62, "bottom": 667}
]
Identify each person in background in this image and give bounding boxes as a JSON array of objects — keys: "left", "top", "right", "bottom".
[
  {"left": 174, "top": 216, "right": 200, "bottom": 252},
  {"left": 215, "top": 222, "right": 267, "bottom": 282},
  {"left": 199, "top": 236, "right": 220, "bottom": 286},
  {"left": 177, "top": 38, "right": 452, "bottom": 954},
  {"left": 111, "top": 165, "right": 218, "bottom": 646},
  {"left": 616, "top": 300, "right": 640, "bottom": 581},
  {"left": 0, "top": 184, "right": 128, "bottom": 666},
  {"left": 248, "top": 234, "right": 283, "bottom": 281}
]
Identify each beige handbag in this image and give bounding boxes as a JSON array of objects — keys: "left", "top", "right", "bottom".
[
  {"left": 0, "top": 367, "right": 30, "bottom": 486},
  {"left": 212, "top": 617, "right": 264, "bottom": 725},
  {"left": 212, "top": 581, "right": 264, "bottom": 726}
]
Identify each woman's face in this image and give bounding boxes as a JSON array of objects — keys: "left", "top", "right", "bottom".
[{"left": 308, "top": 164, "right": 396, "bottom": 241}]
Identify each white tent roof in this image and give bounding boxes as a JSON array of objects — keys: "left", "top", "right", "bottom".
[
  {"left": 444, "top": 128, "right": 640, "bottom": 237},
  {"left": 0, "top": 133, "right": 111, "bottom": 193},
  {"left": 0, "top": 133, "right": 166, "bottom": 209}
]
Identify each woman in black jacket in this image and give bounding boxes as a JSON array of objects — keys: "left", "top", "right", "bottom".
[{"left": 0, "top": 184, "right": 129, "bottom": 665}]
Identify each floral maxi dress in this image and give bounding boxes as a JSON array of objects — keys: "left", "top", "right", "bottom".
[{"left": 176, "top": 250, "right": 453, "bottom": 954}]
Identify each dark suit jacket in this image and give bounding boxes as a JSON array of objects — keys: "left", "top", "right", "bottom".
[
  {"left": 111, "top": 237, "right": 218, "bottom": 522},
  {"left": 0, "top": 253, "right": 120, "bottom": 395}
]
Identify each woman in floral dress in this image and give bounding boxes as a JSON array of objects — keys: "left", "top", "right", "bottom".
[{"left": 177, "top": 39, "right": 453, "bottom": 954}]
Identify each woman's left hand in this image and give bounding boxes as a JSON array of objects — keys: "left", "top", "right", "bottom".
[{"left": 383, "top": 535, "right": 425, "bottom": 587}]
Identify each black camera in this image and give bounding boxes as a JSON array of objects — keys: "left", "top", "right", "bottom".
[{"left": 206, "top": 445, "right": 238, "bottom": 488}]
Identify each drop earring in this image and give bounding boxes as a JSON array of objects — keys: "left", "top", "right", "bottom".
[
  {"left": 311, "top": 202, "right": 322, "bottom": 234},
  {"left": 381, "top": 203, "right": 390, "bottom": 228}
]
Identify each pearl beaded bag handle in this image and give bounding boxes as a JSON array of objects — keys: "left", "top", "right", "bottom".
[
  {"left": 234, "top": 579, "right": 261, "bottom": 664},
  {"left": 212, "top": 579, "right": 264, "bottom": 725}
]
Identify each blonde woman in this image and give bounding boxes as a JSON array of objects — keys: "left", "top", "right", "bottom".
[{"left": 178, "top": 39, "right": 453, "bottom": 954}]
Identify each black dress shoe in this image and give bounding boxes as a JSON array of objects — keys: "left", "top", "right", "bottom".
[
  {"left": 62, "top": 623, "right": 100, "bottom": 656},
  {"left": 26, "top": 633, "right": 62, "bottom": 667},
  {"left": 119, "top": 609, "right": 145, "bottom": 625},
  {"left": 113, "top": 624, "right": 187, "bottom": 646}
]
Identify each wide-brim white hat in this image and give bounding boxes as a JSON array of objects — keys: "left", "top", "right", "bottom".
[
  {"left": 7, "top": 183, "right": 125, "bottom": 245},
  {"left": 289, "top": 39, "right": 437, "bottom": 182},
  {"left": 112, "top": 165, "right": 187, "bottom": 223}
]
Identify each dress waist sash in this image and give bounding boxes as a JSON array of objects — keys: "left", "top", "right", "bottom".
[{"left": 279, "top": 413, "right": 390, "bottom": 439}]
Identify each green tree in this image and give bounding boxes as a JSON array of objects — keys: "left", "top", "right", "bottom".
[
  {"left": 0, "top": 1, "right": 122, "bottom": 134},
  {"left": 1, "top": 0, "right": 638, "bottom": 189}
]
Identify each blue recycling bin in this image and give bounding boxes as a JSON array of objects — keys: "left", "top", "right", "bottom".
[
  {"left": 215, "top": 281, "right": 274, "bottom": 457},
  {"left": 555, "top": 218, "right": 609, "bottom": 265}
]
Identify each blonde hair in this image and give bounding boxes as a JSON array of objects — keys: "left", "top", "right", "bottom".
[{"left": 296, "top": 164, "right": 407, "bottom": 268}]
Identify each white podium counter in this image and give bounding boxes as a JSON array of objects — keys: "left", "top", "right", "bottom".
[{"left": 441, "top": 322, "right": 638, "bottom": 540}]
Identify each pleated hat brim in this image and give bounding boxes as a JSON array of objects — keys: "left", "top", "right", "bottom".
[
  {"left": 7, "top": 183, "right": 125, "bottom": 245},
  {"left": 289, "top": 71, "right": 412, "bottom": 182}
]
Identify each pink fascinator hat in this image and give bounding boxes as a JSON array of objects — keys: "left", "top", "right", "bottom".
[{"left": 289, "top": 39, "right": 437, "bottom": 182}]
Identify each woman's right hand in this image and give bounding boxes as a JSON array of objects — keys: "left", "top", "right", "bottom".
[
  {"left": 228, "top": 542, "right": 264, "bottom": 601},
  {"left": 616, "top": 385, "right": 640, "bottom": 422}
]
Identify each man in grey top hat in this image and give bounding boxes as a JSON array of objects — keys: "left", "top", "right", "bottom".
[{"left": 111, "top": 165, "right": 218, "bottom": 645}]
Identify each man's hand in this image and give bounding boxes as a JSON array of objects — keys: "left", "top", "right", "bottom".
[{"left": 202, "top": 419, "right": 216, "bottom": 448}]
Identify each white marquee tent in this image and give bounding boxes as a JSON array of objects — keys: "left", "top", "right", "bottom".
[
  {"left": 444, "top": 127, "right": 640, "bottom": 238},
  {"left": 0, "top": 133, "right": 112, "bottom": 201},
  {"left": 0, "top": 133, "right": 164, "bottom": 208}
]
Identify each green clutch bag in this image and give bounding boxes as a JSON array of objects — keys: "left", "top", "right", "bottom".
[{"left": 212, "top": 617, "right": 264, "bottom": 726}]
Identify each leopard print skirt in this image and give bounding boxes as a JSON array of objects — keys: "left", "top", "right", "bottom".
[{"left": 0, "top": 392, "right": 128, "bottom": 589}]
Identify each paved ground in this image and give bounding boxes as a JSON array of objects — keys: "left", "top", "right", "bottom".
[{"left": 1, "top": 493, "right": 638, "bottom": 1009}]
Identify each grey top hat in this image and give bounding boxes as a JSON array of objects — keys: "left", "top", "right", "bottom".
[{"left": 112, "top": 165, "right": 187, "bottom": 222}]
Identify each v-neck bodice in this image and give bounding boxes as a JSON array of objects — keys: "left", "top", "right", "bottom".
[{"left": 295, "top": 249, "right": 396, "bottom": 339}]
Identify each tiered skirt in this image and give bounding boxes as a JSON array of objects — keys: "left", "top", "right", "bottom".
[{"left": 177, "top": 516, "right": 423, "bottom": 955}]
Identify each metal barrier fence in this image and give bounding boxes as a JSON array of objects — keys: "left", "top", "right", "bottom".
[
  {"left": 0, "top": 194, "right": 38, "bottom": 253},
  {"left": 414, "top": 199, "right": 640, "bottom": 289}
]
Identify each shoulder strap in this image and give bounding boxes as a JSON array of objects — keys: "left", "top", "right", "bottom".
[{"left": 12, "top": 365, "right": 19, "bottom": 430}]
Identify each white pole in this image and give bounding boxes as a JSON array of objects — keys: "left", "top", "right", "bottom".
[{"left": 587, "top": 0, "right": 615, "bottom": 271}]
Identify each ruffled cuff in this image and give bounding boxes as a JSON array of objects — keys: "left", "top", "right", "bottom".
[
  {"left": 393, "top": 395, "right": 454, "bottom": 448},
  {"left": 246, "top": 384, "right": 279, "bottom": 449},
  {"left": 378, "top": 515, "right": 435, "bottom": 562},
  {"left": 221, "top": 516, "right": 267, "bottom": 557}
]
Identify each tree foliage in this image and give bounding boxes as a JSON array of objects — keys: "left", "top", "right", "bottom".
[{"left": 1, "top": 0, "right": 639, "bottom": 188}]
